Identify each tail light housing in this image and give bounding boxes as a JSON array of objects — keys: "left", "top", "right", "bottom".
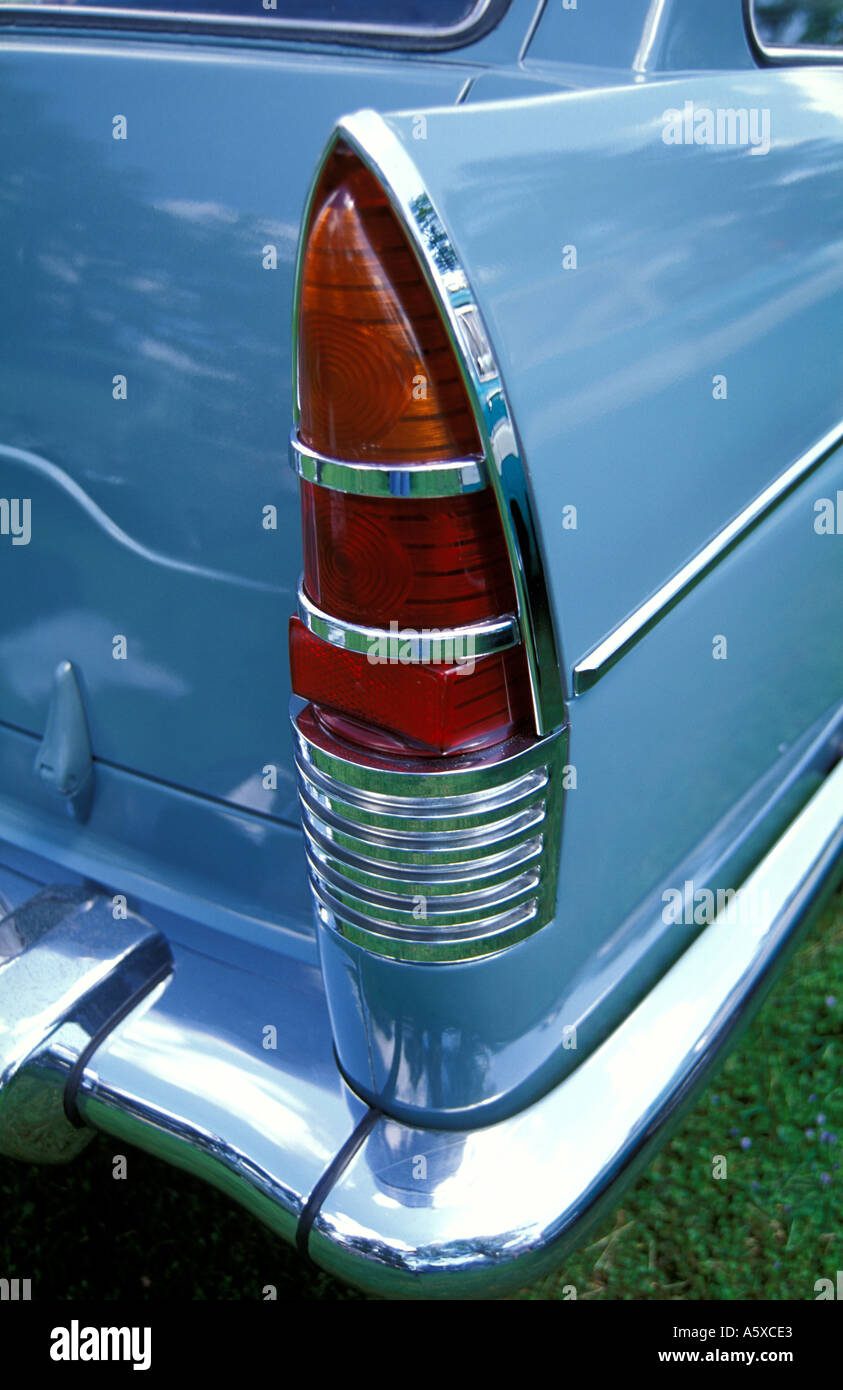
[{"left": 289, "top": 132, "right": 566, "bottom": 966}]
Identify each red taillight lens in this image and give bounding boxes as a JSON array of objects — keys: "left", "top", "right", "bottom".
[
  {"left": 297, "top": 144, "right": 481, "bottom": 465},
  {"left": 300, "top": 480, "right": 517, "bottom": 630},
  {"left": 289, "top": 617, "right": 531, "bottom": 758},
  {"left": 291, "top": 142, "right": 534, "bottom": 759}
]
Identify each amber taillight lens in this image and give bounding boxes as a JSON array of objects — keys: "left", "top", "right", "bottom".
[{"left": 297, "top": 144, "right": 482, "bottom": 465}]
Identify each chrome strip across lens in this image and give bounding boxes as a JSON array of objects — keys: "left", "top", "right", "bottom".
[
  {"left": 330, "top": 112, "right": 567, "bottom": 737},
  {"left": 573, "top": 416, "right": 843, "bottom": 694},
  {"left": 297, "top": 585, "right": 520, "bottom": 662},
  {"left": 292, "top": 704, "right": 566, "bottom": 962},
  {"left": 291, "top": 433, "right": 485, "bottom": 498}
]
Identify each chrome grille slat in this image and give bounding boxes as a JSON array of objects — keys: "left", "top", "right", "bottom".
[
  {"left": 298, "top": 783, "right": 547, "bottom": 854},
  {"left": 308, "top": 854, "right": 541, "bottom": 925},
  {"left": 292, "top": 709, "right": 566, "bottom": 962},
  {"left": 294, "top": 751, "right": 549, "bottom": 822},
  {"left": 302, "top": 816, "right": 544, "bottom": 887},
  {"left": 312, "top": 888, "right": 540, "bottom": 964}
]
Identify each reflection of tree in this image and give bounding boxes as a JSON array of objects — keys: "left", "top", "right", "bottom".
[{"left": 755, "top": 1, "right": 843, "bottom": 46}]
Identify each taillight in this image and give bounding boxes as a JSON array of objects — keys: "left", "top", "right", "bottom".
[
  {"left": 290, "top": 139, "right": 530, "bottom": 760},
  {"left": 289, "top": 133, "right": 565, "bottom": 967}
]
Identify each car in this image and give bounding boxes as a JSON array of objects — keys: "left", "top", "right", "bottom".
[{"left": 0, "top": 0, "right": 841, "bottom": 1300}]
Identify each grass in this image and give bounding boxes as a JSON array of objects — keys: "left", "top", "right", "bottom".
[{"left": 1, "top": 886, "right": 840, "bottom": 1302}]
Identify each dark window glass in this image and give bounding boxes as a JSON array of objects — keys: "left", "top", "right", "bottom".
[
  {"left": 0, "top": 0, "right": 480, "bottom": 22},
  {"left": 752, "top": 1, "right": 843, "bottom": 47}
]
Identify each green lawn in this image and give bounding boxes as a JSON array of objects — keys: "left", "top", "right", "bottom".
[{"left": 1, "top": 886, "right": 840, "bottom": 1301}]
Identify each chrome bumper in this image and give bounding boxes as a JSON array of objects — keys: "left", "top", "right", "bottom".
[{"left": 1, "top": 758, "right": 841, "bottom": 1299}]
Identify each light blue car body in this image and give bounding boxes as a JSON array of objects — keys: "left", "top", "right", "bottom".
[{"left": 0, "top": 0, "right": 841, "bottom": 1296}]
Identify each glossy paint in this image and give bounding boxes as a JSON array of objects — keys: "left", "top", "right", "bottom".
[
  {"left": 0, "top": 1, "right": 840, "bottom": 1132},
  {"left": 0, "top": 38, "right": 477, "bottom": 822}
]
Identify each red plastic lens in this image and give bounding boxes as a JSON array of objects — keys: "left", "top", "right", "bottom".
[
  {"left": 298, "top": 143, "right": 482, "bottom": 465},
  {"left": 289, "top": 617, "right": 531, "bottom": 757},
  {"left": 301, "top": 480, "right": 517, "bottom": 629}
]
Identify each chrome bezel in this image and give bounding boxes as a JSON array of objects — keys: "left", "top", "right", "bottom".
[
  {"left": 292, "top": 703, "right": 566, "bottom": 963},
  {"left": 290, "top": 114, "right": 566, "bottom": 737},
  {"left": 296, "top": 585, "right": 520, "bottom": 661},
  {"left": 290, "top": 432, "right": 485, "bottom": 498},
  {"left": 572, "top": 415, "right": 843, "bottom": 694}
]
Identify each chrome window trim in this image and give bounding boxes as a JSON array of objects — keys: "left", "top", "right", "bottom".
[
  {"left": 290, "top": 433, "right": 486, "bottom": 498},
  {"left": 297, "top": 584, "right": 520, "bottom": 661},
  {"left": 573, "top": 415, "right": 843, "bottom": 695},
  {"left": 0, "top": 0, "right": 511, "bottom": 51},
  {"left": 743, "top": 0, "right": 843, "bottom": 65},
  {"left": 310, "top": 111, "right": 566, "bottom": 736}
]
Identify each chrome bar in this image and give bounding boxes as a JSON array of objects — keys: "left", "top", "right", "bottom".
[
  {"left": 573, "top": 416, "right": 843, "bottom": 693},
  {"left": 290, "top": 433, "right": 485, "bottom": 499},
  {"left": 0, "top": 887, "right": 172, "bottom": 1164},
  {"left": 296, "top": 584, "right": 520, "bottom": 661}
]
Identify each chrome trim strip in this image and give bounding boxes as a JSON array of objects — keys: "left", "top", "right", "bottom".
[
  {"left": 573, "top": 417, "right": 843, "bottom": 694},
  {"left": 308, "top": 756, "right": 843, "bottom": 1297},
  {"left": 290, "top": 433, "right": 485, "bottom": 498},
  {"left": 297, "top": 585, "right": 520, "bottom": 661},
  {"left": 300, "top": 114, "right": 566, "bottom": 736},
  {"left": 0, "top": 0, "right": 507, "bottom": 51},
  {"left": 292, "top": 705, "right": 564, "bottom": 962}
]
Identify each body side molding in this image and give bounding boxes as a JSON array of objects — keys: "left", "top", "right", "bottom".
[{"left": 573, "top": 417, "right": 843, "bottom": 693}]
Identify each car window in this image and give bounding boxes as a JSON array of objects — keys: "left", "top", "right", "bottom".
[
  {"left": 751, "top": 1, "right": 843, "bottom": 48},
  {"left": 0, "top": 0, "right": 480, "bottom": 23}
]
